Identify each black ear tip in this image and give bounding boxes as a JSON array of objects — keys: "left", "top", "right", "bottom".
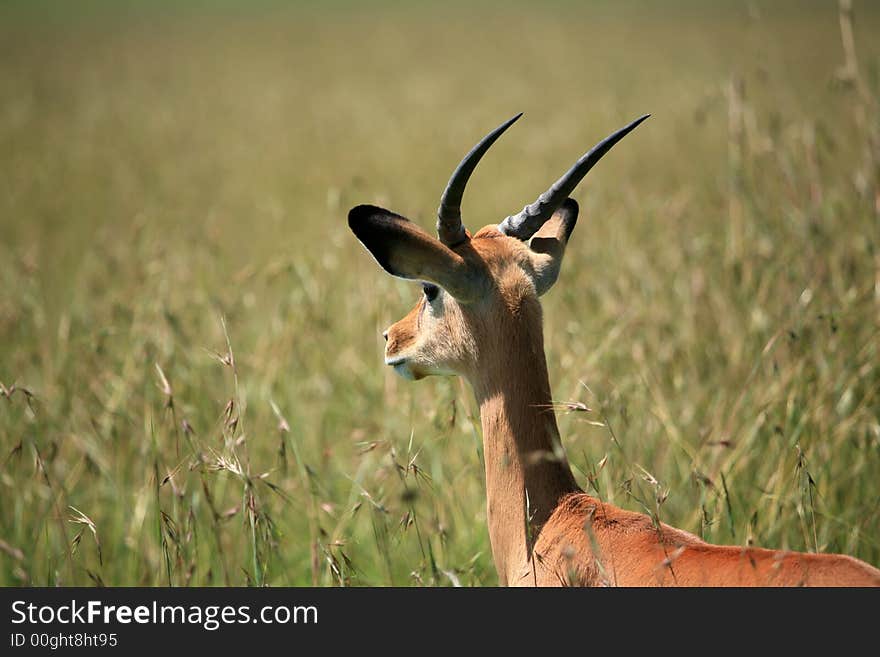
[
  {"left": 348, "top": 205, "right": 408, "bottom": 227},
  {"left": 559, "top": 198, "right": 578, "bottom": 240},
  {"left": 347, "top": 204, "right": 407, "bottom": 277},
  {"left": 559, "top": 197, "right": 579, "bottom": 222},
  {"left": 561, "top": 198, "right": 579, "bottom": 214},
  {"left": 348, "top": 204, "right": 379, "bottom": 231}
]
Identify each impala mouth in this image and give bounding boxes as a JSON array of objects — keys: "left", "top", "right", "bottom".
[{"left": 384, "top": 356, "right": 421, "bottom": 381}]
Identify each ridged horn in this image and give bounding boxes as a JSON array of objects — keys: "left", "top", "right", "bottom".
[
  {"left": 437, "top": 113, "right": 522, "bottom": 246},
  {"left": 498, "top": 114, "right": 649, "bottom": 240}
]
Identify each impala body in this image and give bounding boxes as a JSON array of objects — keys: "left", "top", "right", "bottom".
[{"left": 348, "top": 114, "right": 880, "bottom": 586}]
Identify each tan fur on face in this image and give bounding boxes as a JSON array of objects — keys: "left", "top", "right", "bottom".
[{"left": 384, "top": 226, "right": 542, "bottom": 381}]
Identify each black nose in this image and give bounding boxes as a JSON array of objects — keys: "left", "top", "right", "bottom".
[{"left": 382, "top": 330, "right": 389, "bottom": 342}]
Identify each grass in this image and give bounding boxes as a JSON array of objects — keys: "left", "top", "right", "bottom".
[{"left": 1, "top": 0, "right": 878, "bottom": 586}]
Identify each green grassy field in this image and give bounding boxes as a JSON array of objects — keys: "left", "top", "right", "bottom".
[{"left": 1, "top": 0, "right": 878, "bottom": 586}]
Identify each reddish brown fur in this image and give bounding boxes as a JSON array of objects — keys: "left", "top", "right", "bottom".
[
  {"left": 528, "top": 493, "right": 880, "bottom": 586},
  {"left": 354, "top": 206, "right": 880, "bottom": 587}
]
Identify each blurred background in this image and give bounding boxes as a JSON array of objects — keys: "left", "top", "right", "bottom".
[{"left": 1, "top": 0, "right": 878, "bottom": 586}]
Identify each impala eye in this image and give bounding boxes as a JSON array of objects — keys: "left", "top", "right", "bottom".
[{"left": 422, "top": 283, "right": 439, "bottom": 303}]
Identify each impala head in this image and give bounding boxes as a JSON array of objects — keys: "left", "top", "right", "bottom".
[{"left": 349, "top": 113, "right": 648, "bottom": 382}]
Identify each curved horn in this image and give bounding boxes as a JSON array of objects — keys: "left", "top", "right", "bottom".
[
  {"left": 437, "top": 113, "right": 522, "bottom": 247},
  {"left": 498, "top": 114, "right": 650, "bottom": 241}
]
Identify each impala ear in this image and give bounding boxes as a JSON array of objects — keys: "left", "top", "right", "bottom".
[
  {"left": 348, "top": 205, "right": 481, "bottom": 301},
  {"left": 527, "top": 198, "right": 578, "bottom": 296}
]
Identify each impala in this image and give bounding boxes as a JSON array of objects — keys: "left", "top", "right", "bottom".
[{"left": 348, "top": 114, "right": 880, "bottom": 586}]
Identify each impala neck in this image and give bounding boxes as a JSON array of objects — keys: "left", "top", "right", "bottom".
[{"left": 469, "top": 315, "right": 580, "bottom": 584}]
